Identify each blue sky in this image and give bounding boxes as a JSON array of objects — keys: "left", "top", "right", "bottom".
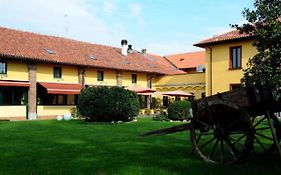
[{"left": 0, "top": 0, "right": 253, "bottom": 55}]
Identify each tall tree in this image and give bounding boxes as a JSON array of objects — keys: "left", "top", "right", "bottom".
[{"left": 235, "top": 0, "right": 281, "bottom": 92}]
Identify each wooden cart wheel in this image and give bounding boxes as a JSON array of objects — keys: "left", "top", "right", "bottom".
[
  {"left": 190, "top": 101, "right": 254, "bottom": 163},
  {"left": 252, "top": 112, "right": 281, "bottom": 155}
]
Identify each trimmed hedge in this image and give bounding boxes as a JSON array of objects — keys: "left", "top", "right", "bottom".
[
  {"left": 77, "top": 86, "right": 140, "bottom": 122},
  {"left": 167, "top": 100, "right": 191, "bottom": 121}
]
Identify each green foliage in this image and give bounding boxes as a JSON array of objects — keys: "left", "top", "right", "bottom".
[
  {"left": 234, "top": 0, "right": 281, "bottom": 92},
  {"left": 167, "top": 100, "right": 191, "bottom": 121},
  {"left": 145, "top": 108, "right": 153, "bottom": 115},
  {"left": 70, "top": 107, "right": 79, "bottom": 119},
  {"left": 151, "top": 97, "right": 162, "bottom": 109},
  {"left": 77, "top": 86, "right": 140, "bottom": 122},
  {"left": 153, "top": 110, "right": 169, "bottom": 121}
]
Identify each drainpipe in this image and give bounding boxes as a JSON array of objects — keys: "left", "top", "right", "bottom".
[{"left": 207, "top": 46, "right": 213, "bottom": 96}]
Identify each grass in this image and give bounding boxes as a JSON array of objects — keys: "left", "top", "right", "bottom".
[{"left": 0, "top": 117, "right": 280, "bottom": 175}]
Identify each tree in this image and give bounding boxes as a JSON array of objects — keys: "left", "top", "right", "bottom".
[{"left": 234, "top": 0, "right": 281, "bottom": 92}]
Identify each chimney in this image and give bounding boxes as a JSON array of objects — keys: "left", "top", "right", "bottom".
[
  {"left": 141, "top": 49, "right": 147, "bottom": 54},
  {"left": 121, "top": 39, "right": 128, "bottom": 56},
  {"left": 128, "top": 44, "right": 133, "bottom": 54}
]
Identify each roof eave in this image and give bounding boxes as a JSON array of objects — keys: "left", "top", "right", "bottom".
[
  {"left": 194, "top": 35, "right": 255, "bottom": 48},
  {"left": 0, "top": 53, "right": 172, "bottom": 75}
]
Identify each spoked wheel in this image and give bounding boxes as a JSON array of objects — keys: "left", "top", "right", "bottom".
[
  {"left": 190, "top": 101, "right": 254, "bottom": 163},
  {"left": 252, "top": 112, "right": 281, "bottom": 155}
]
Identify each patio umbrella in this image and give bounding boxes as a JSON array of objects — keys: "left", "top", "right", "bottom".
[{"left": 161, "top": 90, "right": 193, "bottom": 97}]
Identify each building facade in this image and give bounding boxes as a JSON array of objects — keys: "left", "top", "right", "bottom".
[
  {"left": 160, "top": 51, "right": 206, "bottom": 99},
  {"left": 0, "top": 27, "right": 184, "bottom": 120},
  {"left": 194, "top": 30, "right": 256, "bottom": 96}
]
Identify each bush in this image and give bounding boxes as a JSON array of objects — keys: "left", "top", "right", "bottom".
[
  {"left": 70, "top": 107, "right": 79, "bottom": 119},
  {"left": 167, "top": 100, "right": 191, "bottom": 121},
  {"left": 77, "top": 86, "right": 140, "bottom": 122},
  {"left": 153, "top": 110, "right": 169, "bottom": 121},
  {"left": 145, "top": 108, "right": 153, "bottom": 115}
]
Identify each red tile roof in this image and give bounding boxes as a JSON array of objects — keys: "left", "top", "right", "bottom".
[
  {"left": 146, "top": 53, "right": 185, "bottom": 74},
  {"left": 165, "top": 51, "right": 205, "bottom": 69},
  {"left": 194, "top": 30, "right": 254, "bottom": 48},
  {"left": 0, "top": 27, "right": 182, "bottom": 75}
]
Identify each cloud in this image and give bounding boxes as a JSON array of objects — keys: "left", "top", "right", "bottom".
[
  {"left": 129, "top": 3, "right": 141, "bottom": 17},
  {"left": 103, "top": 0, "right": 116, "bottom": 14},
  {"left": 127, "top": 3, "right": 144, "bottom": 27},
  {"left": 0, "top": 0, "right": 125, "bottom": 47}
]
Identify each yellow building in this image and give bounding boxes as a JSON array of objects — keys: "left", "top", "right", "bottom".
[
  {"left": 0, "top": 27, "right": 185, "bottom": 120},
  {"left": 146, "top": 52, "right": 205, "bottom": 107},
  {"left": 155, "top": 73, "right": 205, "bottom": 99},
  {"left": 194, "top": 30, "right": 256, "bottom": 96}
]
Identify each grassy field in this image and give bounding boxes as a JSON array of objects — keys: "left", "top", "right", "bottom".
[{"left": 0, "top": 117, "right": 280, "bottom": 175}]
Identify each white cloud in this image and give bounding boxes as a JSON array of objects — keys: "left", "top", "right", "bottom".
[
  {"left": 0, "top": 0, "right": 125, "bottom": 47},
  {"left": 129, "top": 3, "right": 141, "bottom": 17},
  {"left": 103, "top": 0, "right": 116, "bottom": 14},
  {"left": 127, "top": 3, "right": 144, "bottom": 27}
]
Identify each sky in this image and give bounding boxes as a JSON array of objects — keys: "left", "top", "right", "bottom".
[{"left": 0, "top": 0, "right": 254, "bottom": 55}]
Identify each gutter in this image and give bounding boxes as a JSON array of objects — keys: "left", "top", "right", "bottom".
[{"left": 206, "top": 46, "right": 213, "bottom": 96}]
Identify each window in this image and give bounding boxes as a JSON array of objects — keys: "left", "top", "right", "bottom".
[
  {"left": 44, "top": 48, "right": 55, "bottom": 54},
  {"left": 132, "top": 74, "right": 137, "bottom": 84},
  {"left": 163, "top": 96, "right": 169, "bottom": 107},
  {"left": 0, "top": 87, "right": 27, "bottom": 105},
  {"left": 41, "top": 94, "right": 67, "bottom": 105},
  {"left": 201, "top": 92, "right": 206, "bottom": 98},
  {"left": 51, "top": 95, "right": 67, "bottom": 105},
  {"left": 97, "top": 71, "right": 104, "bottom": 81},
  {"left": 53, "top": 67, "right": 62, "bottom": 78},
  {"left": 230, "top": 84, "right": 242, "bottom": 90},
  {"left": 230, "top": 46, "right": 242, "bottom": 69},
  {"left": 0, "top": 61, "right": 7, "bottom": 74}
]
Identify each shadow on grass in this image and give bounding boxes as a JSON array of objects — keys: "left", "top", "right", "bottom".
[{"left": 0, "top": 119, "right": 280, "bottom": 175}]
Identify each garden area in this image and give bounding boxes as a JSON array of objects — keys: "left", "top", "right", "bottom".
[{"left": 0, "top": 117, "right": 281, "bottom": 175}]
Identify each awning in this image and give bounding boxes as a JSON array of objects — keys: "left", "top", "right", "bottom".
[
  {"left": 38, "top": 82, "right": 82, "bottom": 94},
  {"left": 162, "top": 90, "right": 193, "bottom": 97},
  {"left": 125, "top": 86, "right": 156, "bottom": 95},
  {"left": 0, "top": 80, "right": 30, "bottom": 87}
]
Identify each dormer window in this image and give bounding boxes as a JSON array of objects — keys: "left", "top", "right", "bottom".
[
  {"left": 44, "top": 48, "right": 55, "bottom": 54},
  {"left": 88, "top": 54, "right": 97, "bottom": 60}
]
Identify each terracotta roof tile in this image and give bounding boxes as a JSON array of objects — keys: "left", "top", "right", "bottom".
[
  {"left": 145, "top": 53, "right": 185, "bottom": 74},
  {"left": 194, "top": 30, "right": 254, "bottom": 48},
  {"left": 165, "top": 51, "right": 205, "bottom": 69},
  {"left": 0, "top": 26, "right": 182, "bottom": 75}
]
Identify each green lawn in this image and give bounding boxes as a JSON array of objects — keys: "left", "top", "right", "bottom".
[{"left": 0, "top": 117, "right": 280, "bottom": 175}]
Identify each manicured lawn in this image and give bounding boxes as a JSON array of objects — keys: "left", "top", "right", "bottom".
[{"left": 0, "top": 117, "right": 280, "bottom": 175}]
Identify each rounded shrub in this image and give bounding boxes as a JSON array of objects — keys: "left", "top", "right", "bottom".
[
  {"left": 77, "top": 86, "right": 140, "bottom": 122},
  {"left": 167, "top": 100, "right": 191, "bottom": 121},
  {"left": 153, "top": 110, "right": 169, "bottom": 121}
]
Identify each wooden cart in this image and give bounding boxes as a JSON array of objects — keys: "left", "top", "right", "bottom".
[{"left": 142, "top": 87, "right": 281, "bottom": 163}]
